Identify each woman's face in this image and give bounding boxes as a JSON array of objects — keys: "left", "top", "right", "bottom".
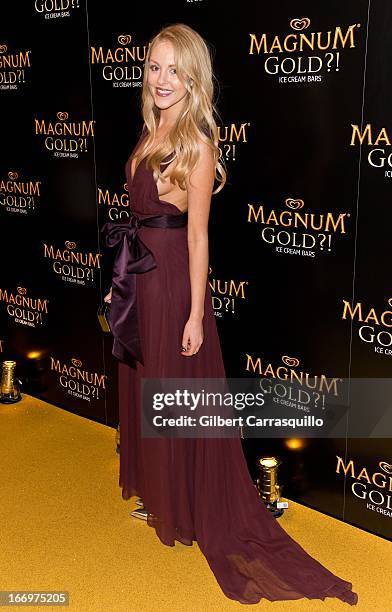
[{"left": 147, "top": 40, "right": 189, "bottom": 114}]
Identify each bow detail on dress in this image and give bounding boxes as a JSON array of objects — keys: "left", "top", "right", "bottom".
[
  {"left": 100, "top": 215, "right": 157, "bottom": 366},
  {"left": 100, "top": 211, "right": 188, "bottom": 367}
]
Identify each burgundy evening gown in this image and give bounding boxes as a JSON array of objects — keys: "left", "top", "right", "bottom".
[{"left": 113, "top": 125, "right": 358, "bottom": 606}]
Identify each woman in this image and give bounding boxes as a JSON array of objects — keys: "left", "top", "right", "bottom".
[{"left": 102, "top": 23, "right": 358, "bottom": 606}]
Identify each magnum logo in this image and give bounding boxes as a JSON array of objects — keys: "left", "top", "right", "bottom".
[
  {"left": 0, "top": 44, "right": 32, "bottom": 90},
  {"left": 34, "top": 111, "right": 95, "bottom": 157},
  {"left": 99, "top": 181, "right": 130, "bottom": 221},
  {"left": 350, "top": 123, "right": 392, "bottom": 177},
  {"left": 336, "top": 456, "right": 392, "bottom": 517},
  {"left": 248, "top": 198, "right": 350, "bottom": 256},
  {"left": 50, "top": 356, "right": 106, "bottom": 402},
  {"left": 208, "top": 266, "right": 249, "bottom": 318},
  {"left": 249, "top": 18, "right": 361, "bottom": 81},
  {"left": 43, "top": 240, "right": 102, "bottom": 285},
  {"left": 91, "top": 34, "right": 146, "bottom": 86},
  {"left": 0, "top": 171, "right": 42, "bottom": 215},
  {"left": 34, "top": 0, "right": 80, "bottom": 19},
  {"left": 217, "top": 122, "right": 250, "bottom": 162},
  {"left": 245, "top": 353, "right": 343, "bottom": 412},
  {"left": 0, "top": 286, "right": 49, "bottom": 327},
  {"left": 341, "top": 298, "right": 392, "bottom": 356}
]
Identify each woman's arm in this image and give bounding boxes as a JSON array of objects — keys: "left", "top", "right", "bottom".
[{"left": 181, "top": 140, "right": 215, "bottom": 356}]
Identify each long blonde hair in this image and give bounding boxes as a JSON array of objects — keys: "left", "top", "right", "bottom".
[{"left": 134, "top": 23, "right": 227, "bottom": 195}]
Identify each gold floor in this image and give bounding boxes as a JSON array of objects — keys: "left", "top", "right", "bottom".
[{"left": 0, "top": 394, "right": 390, "bottom": 612}]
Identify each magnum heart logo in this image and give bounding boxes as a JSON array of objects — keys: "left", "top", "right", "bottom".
[
  {"left": 0, "top": 44, "right": 8, "bottom": 53},
  {"left": 71, "top": 358, "right": 82, "bottom": 367},
  {"left": 65, "top": 241, "right": 76, "bottom": 249},
  {"left": 118, "top": 34, "right": 132, "bottom": 45},
  {"left": 8, "top": 171, "right": 18, "bottom": 180},
  {"left": 285, "top": 198, "right": 304, "bottom": 210},
  {"left": 282, "top": 355, "right": 300, "bottom": 367},
  {"left": 57, "top": 111, "right": 69, "bottom": 121},
  {"left": 289, "top": 17, "right": 311, "bottom": 31},
  {"left": 17, "top": 287, "right": 27, "bottom": 295}
]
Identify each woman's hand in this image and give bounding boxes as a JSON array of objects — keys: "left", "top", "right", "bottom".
[
  {"left": 104, "top": 287, "right": 112, "bottom": 304},
  {"left": 181, "top": 317, "right": 204, "bottom": 356}
]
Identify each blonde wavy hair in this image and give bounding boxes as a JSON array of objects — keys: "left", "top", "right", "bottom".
[{"left": 133, "top": 23, "right": 227, "bottom": 195}]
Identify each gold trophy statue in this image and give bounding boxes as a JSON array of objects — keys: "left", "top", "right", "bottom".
[
  {"left": 256, "top": 456, "right": 285, "bottom": 518},
  {"left": 0, "top": 360, "right": 23, "bottom": 403}
]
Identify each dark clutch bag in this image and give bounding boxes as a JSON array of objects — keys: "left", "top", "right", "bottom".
[{"left": 97, "top": 302, "right": 111, "bottom": 333}]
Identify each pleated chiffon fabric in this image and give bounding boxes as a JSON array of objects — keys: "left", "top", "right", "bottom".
[{"left": 115, "top": 125, "right": 358, "bottom": 606}]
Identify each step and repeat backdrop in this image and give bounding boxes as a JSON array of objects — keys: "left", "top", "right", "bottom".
[{"left": 1, "top": 1, "right": 391, "bottom": 540}]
